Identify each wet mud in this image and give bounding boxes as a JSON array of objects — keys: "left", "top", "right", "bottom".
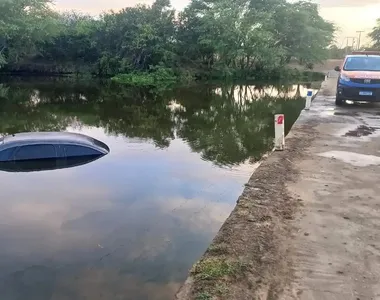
[{"left": 344, "top": 125, "right": 378, "bottom": 137}]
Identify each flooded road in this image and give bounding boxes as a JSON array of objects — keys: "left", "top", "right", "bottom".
[{"left": 0, "top": 78, "right": 318, "bottom": 300}]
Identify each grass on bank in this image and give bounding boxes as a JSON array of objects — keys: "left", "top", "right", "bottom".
[{"left": 191, "top": 256, "right": 248, "bottom": 299}]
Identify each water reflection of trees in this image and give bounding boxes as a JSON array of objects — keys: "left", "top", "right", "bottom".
[
  {"left": 0, "top": 84, "right": 9, "bottom": 98},
  {"left": 172, "top": 85, "right": 305, "bottom": 165},
  {"left": 0, "top": 82, "right": 175, "bottom": 148},
  {"left": 0, "top": 80, "right": 308, "bottom": 165}
]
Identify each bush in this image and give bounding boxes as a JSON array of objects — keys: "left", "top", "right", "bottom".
[{"left": 112, "top": 66, "right": 178, "bottom": 88}]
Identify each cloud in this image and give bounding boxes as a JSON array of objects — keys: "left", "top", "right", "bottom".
[{"left": 316, "top": 0, "right": 380, "bottom": 7}]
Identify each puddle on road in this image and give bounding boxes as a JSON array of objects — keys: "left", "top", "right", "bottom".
[
  {"left": 344, "top": 125, "right": 378, "bottom": 137},
  {"left": 318, "top": 151, "right": 380, "bottom": 167}
]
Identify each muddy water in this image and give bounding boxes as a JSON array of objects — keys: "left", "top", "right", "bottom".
[{"left": 0, "top": 78, "right": 318, "bottom": 300}]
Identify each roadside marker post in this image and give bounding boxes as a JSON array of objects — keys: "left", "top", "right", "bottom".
[
  {"left": 305, "top": 90, "right": 313, "bottom": 110},
  {"left": 274, "top": 114, "right": 285, "bottom": 151}
]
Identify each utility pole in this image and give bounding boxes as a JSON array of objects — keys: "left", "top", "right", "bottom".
[
  {"left": 346, "top": 37, "right": 356, "bottom": 54},
  {"left": 356, "top": 31, "right": 364, "bottom": 50}
]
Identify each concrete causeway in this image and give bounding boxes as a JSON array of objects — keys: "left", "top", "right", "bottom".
[
  {"left": 176, "top": 75, "right": 380, "bottom": 300},
  {"left": 284, "top": 76, "right": 380, "bottom": 300}
]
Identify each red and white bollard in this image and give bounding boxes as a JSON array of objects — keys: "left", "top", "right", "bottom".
[{"left": 274, "top": 114, "right": 285, "bottom": 151}]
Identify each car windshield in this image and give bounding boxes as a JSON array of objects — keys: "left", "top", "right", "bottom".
[{"left": 344, "top": 56, "right": 380, "bottom": 71}]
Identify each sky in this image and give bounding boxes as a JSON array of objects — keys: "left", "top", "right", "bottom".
[{"left": 54, "top": 0, "right": 380, "bottom": 46}]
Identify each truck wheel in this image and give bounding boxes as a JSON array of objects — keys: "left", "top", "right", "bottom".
[{"left": 335, "top": 96, "right": 344, "bottom": 106}]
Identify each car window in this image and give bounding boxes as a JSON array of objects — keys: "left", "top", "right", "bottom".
[
  {"left": 14, "top": 144, "right": 56, "bottom": 161},
  {"left": 64, "top": 145, "right": 100, "bottom": 157},
  {"left": 0, "top": 147, "right": 17, "bottom": 161},
  {"left": 344, "top": 56, "right": 380, "bottom": 71}
]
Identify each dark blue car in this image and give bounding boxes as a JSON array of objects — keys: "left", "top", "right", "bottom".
[{"left": 0, "top": 132, "right": 110, "bottom": 162}]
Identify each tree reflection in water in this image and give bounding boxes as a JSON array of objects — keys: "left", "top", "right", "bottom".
[
  {"left": 0, "top": 78, "right": 319, "bottom": 300},
  {"left": 0, "top": 78, "right": 317, "bottom": 166}
]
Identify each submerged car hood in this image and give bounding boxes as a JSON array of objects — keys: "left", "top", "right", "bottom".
[{"left": 342, "top": 70, "right": 380, "bottom": 79}]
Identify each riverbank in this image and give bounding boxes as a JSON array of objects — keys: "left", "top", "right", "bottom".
[
  {"left": 1, "top": 65, "right": 325, "bottom": 87},
  {"left": 175, "top": 74, "right": 380, "bottom": 299}
]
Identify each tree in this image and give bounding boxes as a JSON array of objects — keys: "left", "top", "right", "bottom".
[
  {"left": 0, "top": 0, "right": 58, "bottom": 68},
  {"left": 177, "top": 0, "right": 286, "bottom": 76},
  {"left": 95, "top": 0, "right": 176, "bottom": 75},
  {"left": 327, "top": 45, "right": 348, "bottom": 59},
  {"left": 176, "top": 0, "right": 334, "bottom": 77},
  {"left": 273, "top": 1, "right": 335, "bottom": 65},
  {"left": 38, "top": 12, "right": 100, "bottom": 73},
  {"left": 0, "top": 0, "right": 335, "bottom": 79},
  {"left": 369, "top": 18, "right": 380, "bottom": 49}
]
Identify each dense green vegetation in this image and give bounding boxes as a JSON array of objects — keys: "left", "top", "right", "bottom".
[
  {"left": 327, "top": 45, "right": 350, "bottom": 59},
  {"left": 0, "top": 0, "right": 334, "bottom": 85}
]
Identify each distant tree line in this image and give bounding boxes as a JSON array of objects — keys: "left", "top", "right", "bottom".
[
  {"left": 327, "top": 45, "right": 350, "bottom": 59},
  {"left": 0, "top": 0, "right": 335, "bottom": 84}
]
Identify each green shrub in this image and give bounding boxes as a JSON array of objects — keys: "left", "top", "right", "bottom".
[{"left": 112, "top": 66, "right": 178, "bottom": 88}]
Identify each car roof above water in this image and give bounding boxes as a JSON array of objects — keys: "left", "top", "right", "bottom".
[{"left": 0, "top": 132, "right": 96, "bottom": 147}]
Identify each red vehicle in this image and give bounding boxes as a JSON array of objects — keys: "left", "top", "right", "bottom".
[{"left": 334, "top": 51, "right": 380, "bottom": 105}]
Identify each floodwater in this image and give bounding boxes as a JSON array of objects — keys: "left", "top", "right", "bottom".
[{"left": 0, "top": 78, "right": 318, "bottom": 300}]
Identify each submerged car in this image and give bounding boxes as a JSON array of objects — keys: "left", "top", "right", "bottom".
[
  {"left": 0, "top": 132, "right": 110, "bottom": 162},
  {"left": 335, "top": 51, "right": 380, "bottom": 106},
  {"left": 0, "top": 155, "right": 104, "bottom": 173}
]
